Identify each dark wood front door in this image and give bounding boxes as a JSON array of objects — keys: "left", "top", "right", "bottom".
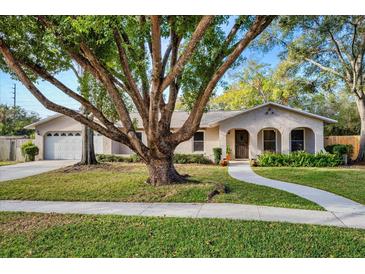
[{"left": 235, "top": 130, "right": 249, "bottom": 159}]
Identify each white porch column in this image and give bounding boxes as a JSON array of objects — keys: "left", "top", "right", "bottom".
[
  {"left": 219, "top": 129, "right": 227, "bottom": 160},
  {"left": 315, "top": 131, "right": 324, "bottom": 153},
  {"left": 249, "top": 130, "right": 258, "bottom": 159},
  {"left": 282, "top": 129, "right": 291, "bottom": 154}
]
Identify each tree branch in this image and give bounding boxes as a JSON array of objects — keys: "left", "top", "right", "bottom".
[
  {"left": 19, "top": 59, "right": 122, "bottom": 134},
  {"left": 113, "top": 28, "right": 149, "bottom": 120},
  {"left": 169, "top": 15, "right": 276, "bottom": 143},
  {"left": 0, "top": 38, "right": 131, "bottom": 147},
  {"left": 304, "top": 57, "right": 345, "bottom": 79},
  {"left": 160, "top": 16, "right": 214, "bottom": 92},
  {"left": 35, "top": 16, "right": 149, "bottom": 159}
]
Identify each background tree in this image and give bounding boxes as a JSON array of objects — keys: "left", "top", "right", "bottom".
[
  {"left": 0, "top": 15, "right": 275, "bottom": 185},
  {"left": 300, "top": 90, "right": 360, "bottom": 136},
  {"left": 210, "top": 60, "right": 314, "bottom": 110},
  {"left": 0, "top": 104, "right": 39, "bottom": 136},
  {"left": 277, "top": 16, "right": 365, "bottom": 161}
]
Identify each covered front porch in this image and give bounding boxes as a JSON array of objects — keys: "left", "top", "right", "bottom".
[{"left": 219, "top": 127, "right": 317, "bottom": 160}]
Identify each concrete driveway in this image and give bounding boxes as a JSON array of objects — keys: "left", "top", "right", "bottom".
[{"left": 0, "top": 160, "right": 77, "bottom": 182}]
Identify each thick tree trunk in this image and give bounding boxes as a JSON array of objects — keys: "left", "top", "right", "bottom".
[
  {"left": 356, "top": 98, "right": 365, "bottom": 162},
  {"left": 146, "top": 156, "right": 186, "bottom": 186},
  {"left": 80, "top": 124, "right": 98, "bottom": 165}
]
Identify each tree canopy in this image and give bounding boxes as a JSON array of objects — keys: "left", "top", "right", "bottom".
[
  {"left": 0, "top": 15, "right": 275, "bottom": 184},
  {"left": 209, "top": 60, "right": 315, "bottom": 110}
]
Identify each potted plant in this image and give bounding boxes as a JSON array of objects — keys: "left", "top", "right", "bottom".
[
  {"left": 226, "top": 144, "right": 231, "bottom": 161},
  {"left": 220, "top": 159, "right": 228, "bottom": 166}
]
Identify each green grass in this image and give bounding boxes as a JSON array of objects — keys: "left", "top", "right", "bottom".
[
  {"left": 0, "top": 212, "right": 364, "bottom": 258},
  {"left": 0, "top": 161, "right": 18, "bottom": 166},
  {"left": 254, "top": 167, "right": 365, "bottom": 204},
  {"left": 0, "top": 163, "right": 321, "bottom": 210}
]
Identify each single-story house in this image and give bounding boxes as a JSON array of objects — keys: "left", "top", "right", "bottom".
[{"left": 24, "top": 102, "right": 337, "bottom": 161}]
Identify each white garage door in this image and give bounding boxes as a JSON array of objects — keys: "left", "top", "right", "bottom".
[{"left": 44, "top": 132, "right": 82, "bottom": 160}]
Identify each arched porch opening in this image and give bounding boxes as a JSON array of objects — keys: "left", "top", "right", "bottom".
[
  {"left": 290, "top": 127, "right": 315, "bottom": 153},
  {"left": 257, "top": 127, "right": 282, "bottom": 154}
]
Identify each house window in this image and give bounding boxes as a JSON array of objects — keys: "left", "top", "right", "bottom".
[
  {"left": 61, "top": 133, "right": 66, "bottom": 136},
  {"left": 53, "top": 133, "right": 59, "bottom": 136},
  {"left": 135, "top": 132, "right": 142, "bottom": 141},
  {"left": 68, "top": 133, "right": 74, "bottom": 136},
  {"left": 263, "top": 130, "right": 276, "bottom": 152},
  {"left": 46, "top": 133, "right": 52, "bottom": 137},
  {"left": 75, "top": 133, "right": 81, "bottom": 136},
  {"left": 291, "top": 129, "right": 304, "bottom": 152},
  {"left": 193, "top": 132, "right": 204, "bottom": 152}
]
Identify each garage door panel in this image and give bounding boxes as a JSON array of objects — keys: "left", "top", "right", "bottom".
[{"left": 44, "top": 132, "right": 82, "bottom": 160}]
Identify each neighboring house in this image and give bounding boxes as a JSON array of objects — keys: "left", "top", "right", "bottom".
[{"left": 24, "top": 102, "right": 336, "bottom": 161}]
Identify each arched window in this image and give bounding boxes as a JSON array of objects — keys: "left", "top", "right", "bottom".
[
  {"left": 61, "top": 133, "right": 66, "bottom": 136},
  {"left": 46, "top": 133, "right": 52, "bottom": 137},
  {"left": 54, "top": 133, "right": 59, "bottom": 136},
  {"left": 75, "top": 133, "right": 81, "bottom": 136},
  {"left": 68, "top": 133, "right": 74, "bottom": 136}
]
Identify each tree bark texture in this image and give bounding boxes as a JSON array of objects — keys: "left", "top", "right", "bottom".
[{"left": 80, "top": 124, "right": 98, "bottom": 165}]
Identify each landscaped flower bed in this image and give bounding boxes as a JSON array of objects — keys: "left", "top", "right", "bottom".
[{"left": 256, "top": 151, "right": 342, "bottom": 167}]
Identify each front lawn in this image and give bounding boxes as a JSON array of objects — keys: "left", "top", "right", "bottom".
[
  {"left": 0, "top": 212, "right": 363, "bottom": 258},
  {"left": 0, "top": 161, "right": 18, "bottom": 166},
  {"left": 254, "top": 167, "right": 365, "bottom": 204},
  {"left": 0, "top": 163, "right": 321, "bottom": 210}
]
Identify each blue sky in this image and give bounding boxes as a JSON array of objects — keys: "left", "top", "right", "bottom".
[{"left": 0, "top": 18, "right": 282, "bottom": 118}]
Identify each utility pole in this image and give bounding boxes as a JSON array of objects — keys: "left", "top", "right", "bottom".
[{"left": 12, "top": 83, "right": 16, "bottom": 108}]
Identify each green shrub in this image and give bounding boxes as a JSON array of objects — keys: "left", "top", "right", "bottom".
[
  {"left": 173, "top": 153, "right": 212, "bottom": 164},
  {"left": 97, "top": 153, "right": 212, "bottom": 165},
  {"left": 212, "top": 148, "right": 222, "bottom": 164},
  {"left": 325, "top": 144, "right": 353, "bottom": 158},
  {"left": 96, "top": 154, "right": 140, "bottom": 163},
  {"left": 257, "top": 151, "right": 342, "bottom": 167},
  {"left": 21, "top": 141, "right": 39, "bottom": 161}
]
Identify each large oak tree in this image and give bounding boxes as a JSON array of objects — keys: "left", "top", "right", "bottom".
[{"left": 0, "top": 15, "right": 275, "bottom": 185}]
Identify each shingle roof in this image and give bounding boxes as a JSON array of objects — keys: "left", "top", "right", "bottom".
[
  {"left": 25, "top": 102, "right": 337, "bottom": 130},
  {"left": 125, "top": 110, "right": 243, "bottom": 128}
]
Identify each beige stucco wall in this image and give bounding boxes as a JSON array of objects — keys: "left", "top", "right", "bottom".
[
  {"left": 32, "top": 105, "right": 326, "bottom": 161},
  {"left": 117, "top": 127, "right": 220, "bottom": 160},
  {"left": 218, "top": 105, "right": 324, "bottom": 159},
  {"left": 176, "top": 127, "right": 220, "bottom": 159}
]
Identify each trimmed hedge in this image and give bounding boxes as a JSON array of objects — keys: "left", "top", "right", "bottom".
[
  {"left": 21, "top": 141, "right": 39, "bottom": 161},
  {"left": 173, "top": 153, "right": 212, "bottom": 164},
  {"left": 96, "top": 154, "right": 141, "bottom": 163},
  {"left": 256, "top": 151, "right": 342, "bottom": 167},
  {"left": 96, "top": 153, "right": 212, "bottom": 165}
]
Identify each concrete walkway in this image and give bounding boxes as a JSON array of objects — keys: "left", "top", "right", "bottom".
[
  {"left": 1, "top": 200, "right": 364, "bottom": 229},
  {"left": 0, "top": 160, "right": 78, "bottom": 182},
  {"left": 228, "top": 161, "right": 365, "bottom": 214}
]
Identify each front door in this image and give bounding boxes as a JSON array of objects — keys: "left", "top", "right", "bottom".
[{"left": 235, "top": 130, "right": 249, "bottom": 159}]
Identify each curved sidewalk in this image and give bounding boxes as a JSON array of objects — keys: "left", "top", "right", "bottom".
[
  {"left": 228, "top": 161, "right": 365, "bottom": 214},
  {"left": 1, "top": 200, "right": 364, "bottom": 229}
]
